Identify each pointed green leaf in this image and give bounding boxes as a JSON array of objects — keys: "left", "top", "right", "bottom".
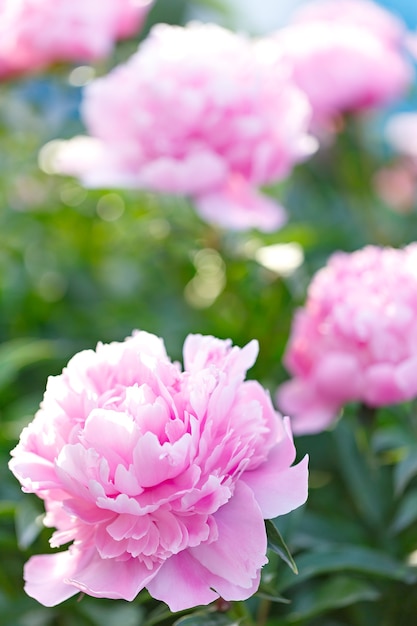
[
  {"left": 266, "top": 519, "right": 298, "bottom": 574},
  {"left": 394, "top": 451, "right": 417, "bottom": 495},
  {"left": 332, "top": 419, "right": 387, "bottom": 529},
  {"left": 391, "top": 490, "right": 417, "bottom": 534}
]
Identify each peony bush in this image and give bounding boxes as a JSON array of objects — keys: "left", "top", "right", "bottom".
[
  {"left": 53, "top": 22, "right": 316, "bottom": 232},
  {"left": 0, "top": 0, "right": 153, "bottom": 79},
  {"left": 277, "top": 244, "right": 417, "bottom": 434},
  {"left": 9, "top": 331, "right": 308, "bottom": 609}
]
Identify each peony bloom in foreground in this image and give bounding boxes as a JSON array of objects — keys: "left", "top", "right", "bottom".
[
  {"left": 9, "top": 331, "right": 308, "bottom": 610},
  {"left": 277, "top": 245, "right": 417, "bottom": 434},
  {"left": 53, "top": 22, "right": 316, "bottom": 232},
  {"left": 274, "top": 0, "right": 412, "bottom": 127},
  {"left": 0, "top": 0, "right": 153, "bottom": 79}
]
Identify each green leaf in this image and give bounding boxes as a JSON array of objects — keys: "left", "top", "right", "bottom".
[
  {"left": 294, "top": 510, "right": 369, "bottom": 549},
  {"left": 391, "top": 490, "right": 417, "bottom": 534},
  {"left": 256, "top": 590, "right": 291, "bottom": 604},
  {"left": 286, "top": 575, "right": 380, "bottom": 623},
  {"left": 0, "top": 338, "right": 59, "bottom": 391},
  {"left": 266, "top": 519, "right": 298, "bottom": 574},
  {"left": 276, "top": 545, "right": 417, "bottom": 592},
  {"left": 372, "top": 427, "right": 411, "bottom": 453},
  {"left": 78, "top": 601, "right": 144, "bottom": 626},
  {"left": 332, "top": 419, "right": 387, "bottom": 529},
  {"left": 15, "top": 497, "right": 44, "bottom": 550},
  {"left": 173, "top": 612, "right": 238, "bottom": 626},
  {"left": 394, "top": 451, "right": 417, "bottom": 495}
]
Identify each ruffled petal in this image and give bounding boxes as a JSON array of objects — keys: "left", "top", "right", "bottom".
[
  {"left": 191, "top": 481, "right": 267, "bottom": 587},
  {"left": 242, "top": 416, "right": 308, "bottom": 517},
  {"left": 24, "top": 549, "right": 92, "bottom": 607}
]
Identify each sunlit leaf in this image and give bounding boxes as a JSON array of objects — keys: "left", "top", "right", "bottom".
[{"left": 0, "top": 338, "right": 59, "bottom": 391}]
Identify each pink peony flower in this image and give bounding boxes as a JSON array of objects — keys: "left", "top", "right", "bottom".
[
  {"left": 0, "top": 0, "right": 153, "bottom": 79},
  {"left": 385, "top": 112, "right": 417, "bottom": 160},
  {"left": 277, "top": 245, "right": 417, "bottom": 434},
  {"left": 273, "top": 0, "right": 412, "bottom": 126},
  {"left": 293, "top": 0, "right": 405, "bottom": 44},
  {"left": 9, "top": 331, "right": 308, "bottom": 610},
  {"left": 53, "top": 22, "right": 316, "bottom": 232}
]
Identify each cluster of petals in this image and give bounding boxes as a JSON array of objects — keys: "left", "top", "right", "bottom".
[
  {"left": 53, "top": 22, "right": 316, "bottom": 232},
  {"left": 9, "top": 331, "right": 308, "bottom": 610},
  {"left": 277, "top": 244, "right": 417, "bottom": 435},
  {"left": 273, "top": 0, "right": 413, "bottom": 126},
  {"left": 0, "top": 0, "right": 153, "bottom": 79}
]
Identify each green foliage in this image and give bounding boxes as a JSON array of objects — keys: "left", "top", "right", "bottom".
[{"left": 2, "top": 1, "right": 417, "bottom": 626}]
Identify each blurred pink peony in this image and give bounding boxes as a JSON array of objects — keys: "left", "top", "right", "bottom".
[
  {"left": 0, "top": 0, "right": 153, "bottom": 78},
  {"left": 53, "top": 22, "right": 316, "bottom": 232},
  {"left": 277, "top": 245, "right": 417, "bottom": 434},
  {"left": 274, "top": 0, "right": 412, "bottom": 126},
  {"left": 9, "top": 331, "right": 308, "bottom": 609},
  {"left": 385, "top": 112, "right": 417, "bottom": 160},
  {"left": 293, "top": 0, "right": 404, "bottom": 44}
]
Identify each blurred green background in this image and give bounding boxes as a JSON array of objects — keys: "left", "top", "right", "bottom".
[{"left": 2, "top": 1, "right": 417, "bottom": 625}]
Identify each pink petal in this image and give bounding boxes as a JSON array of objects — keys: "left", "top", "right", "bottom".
[
  {"left": 243, "top": 450, "right": 309, "bottom": 518},
  {"left": 146, "top": 551, "right": 219, "bottom": 610},
  {"left": 24, "top": 548, "right": 93, "bottom": 607},
  {"left": 276, "top": 378, "right": 339, "bottom": 434},
  {"left": 241, "top": 414, "right": 305, "bottom": 516},
  {"left": 195, "top": 178, "right": 286, "bottom": 232},
  {"left": 139, "top": 151, "right": 227, "bottom": 195},
  {"left": 395, "top": 356, "right": 417, "bottom": 398},
  {"left": 133, "top": 431, "right": 191, "bottom": 488},
  {"left": 9, "top": 452, "right": 57, "bottom": 492},
  {"left": 68, "top": 553, "right": 161, "bottom": 601},
  {"left": 191, "top": 481, "right": 267, "bottom": 587},
  {"left": 364, "top": 363, "right": 403, "bottom": 406}
]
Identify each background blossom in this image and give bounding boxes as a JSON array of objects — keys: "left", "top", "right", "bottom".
[
  {"left": 9, "top": 331, "right": 308, "bottom": 610},
  {"left": 0, "top": 0, "right": 153, "bottom": 78},
  {"left": 53, "top": 22, "right": 316, "bottom": 232},
  {"left": 274, "top": 0, "right": 412, "bottom": 126},
  {"left": 276, "top": 245, "right": 417, "bottom": 434}
]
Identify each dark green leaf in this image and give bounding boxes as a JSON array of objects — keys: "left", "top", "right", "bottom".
[
  {"left": 173, "top": 612, "right": 238, "bottom": 626},
  {"left": 333, "top": 419, "right": 387, "bottom": 529},
  {"left": 286, "top": 575, "right": 380, "bottom": 622},
  {"left": 394, "top": 451, "right": 417, "bottom": 495},
  {"left": 266, "top": 519, "right": 298, "bottom": 574},
  {"left": 0, "top": 338, "right": 58, "bottom": 391},
  {"left": 277, "top": 546, "right": 417, "bottom": 592},
  {"left": 78, "top": 602, "right": 144, "bottom": 626},
  {"left": 256, "top": 590, "right": 291, "bottom": 604},
  {"left": 15, "top": 497, "right": 44, "bottom": 550},
  {"left": 391, "top": 490, "right": 417, "bottom": 534}
]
